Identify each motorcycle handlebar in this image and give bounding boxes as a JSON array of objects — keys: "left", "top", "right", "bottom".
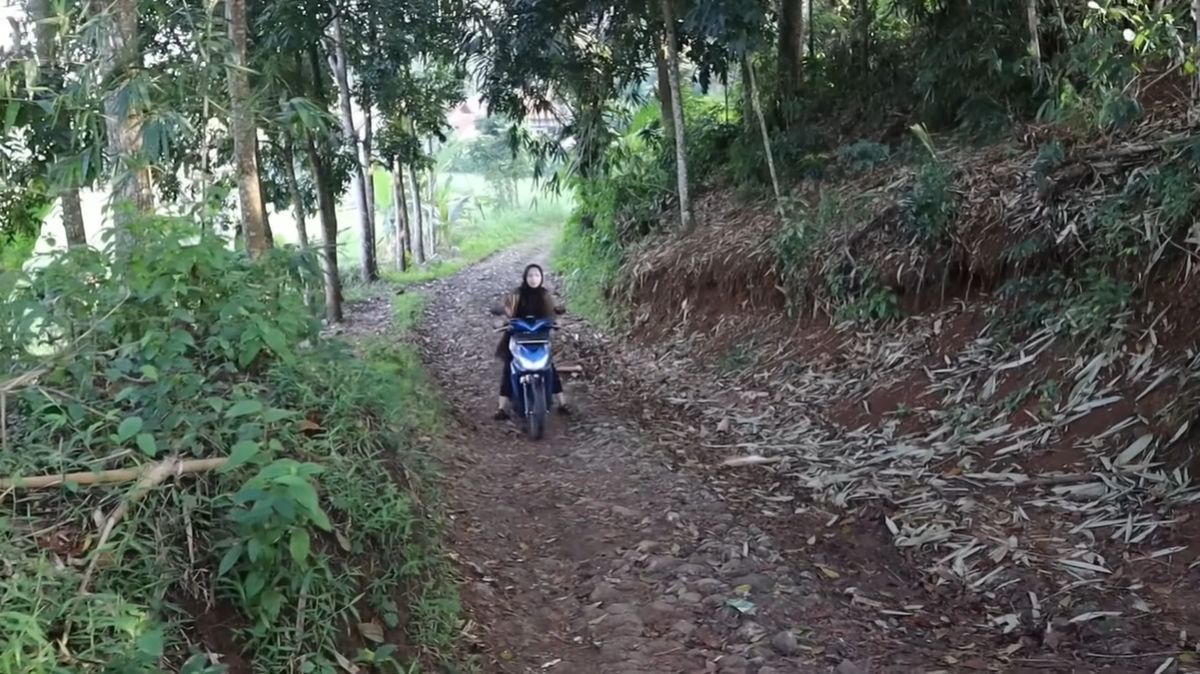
[{"left": 494, "top": 321, "right": 562, "bottom": 332}]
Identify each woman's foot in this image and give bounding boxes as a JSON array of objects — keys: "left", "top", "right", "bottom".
[
  {"left": 554, "top": 393, "right": 571, "bottom": 416},
  {"left": 494, "top": 396, "right": 511, "bottom": 421}
]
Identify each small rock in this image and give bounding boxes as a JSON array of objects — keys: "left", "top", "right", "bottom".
[
  {"left": 770, "top": 630, "right": 800, "bottom": 655},
  {"left": 676, "top": 563, "right": 710, "bottom": 577},
  {"left": 733, "top": 574, "right": 776, "bottom": 593},
  {"left": 598, "top": 636, "right": 645, "bottom": 664},
  {"left": 592, "top": 612, "right": 644, "bottom": 639},
  {"left": 748, "top": 643, "right": 775, "bottom": 661},
  {"left": 671, "top": 619, "right": 698, "bottom": 637},
  {"left": 470, "top": 581, "right": 496, "bottom": 601},
  {"left": 590, "top": 582, "right": 624, "bottom": 603},
  {"left": 718, "top": 655, "right": 749, "bottom": 673},
  {"left": 678, "top": 590, "right": 704, "bottom": 604},
  {"left": 735, "top": 621, "right": 766, "bottom": 643},
  {"left": 637, "top": 600, "right": 678, "bottom": 628},
  {"left": 835, "top": 659, "right": 867, "bottom": 674},
  {"left": 695, "top": 578, "right": 725, "bottom": 593},
  {"left": 612, "top": 505, "right": 640, "bottom": 518},
  {"left": 647, "top": 555, "right": 684, "bottom": 573},
  {"left": 719, "top": 558, "right": 754, "bottom": 576}
]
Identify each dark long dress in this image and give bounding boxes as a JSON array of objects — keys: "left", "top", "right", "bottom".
[{"left": 497, "top": 287, "right": 563, "bottom": 398}]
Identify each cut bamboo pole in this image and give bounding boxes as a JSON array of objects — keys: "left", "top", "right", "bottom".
[{"left": 0, "top": 457, "right": 229, "bottom": 490}]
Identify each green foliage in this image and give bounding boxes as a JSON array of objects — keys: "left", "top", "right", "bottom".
[
  {"left": 828, "top": 269, "right": 901, "bottom": 324},
  {"left": 836, "top": 140, "right": 892, "bottom": 173},
  {"left": 1032, "top": 140, "right": 1067, "bottom": 192},
  {"left": 1, "top": 217, "right": 320, "bottom": 474},
  {"left": 902, "top": 161, "right": 956, "bottom": 245},
  {"left": 1090, "top": 162, "right": 1200, "bottom": 262},
  {"left": 0, "top": 219, "right": 457, "bottom": 672},
  {"left": 1061, "top": 269, "right": 1133, "bottom": 343},
  {"left": 383, "top": 187, "right": 570, "bottom": 288},
  {"left": 0, "top": 525, "right": 177, "bottom": 673},
  {"left": 719, "top": 342, "right": 758, "bottom": 374},
  {"left": 552, "top": 214, "right": 623, "bottom": 329},
  {"left": 774, "top": 192, "right": 854, "bottom": 306},
  {"left": 445, "top": 118, "right": 534, "bottom": 207},
  {"left": 392, "top": 293, "right": 428, "bottom": 334},
  {"left": 0, "top": 232, "right": 37, "bottom": 273}
]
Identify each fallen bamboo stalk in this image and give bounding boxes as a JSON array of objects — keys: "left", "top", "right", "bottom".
[
  {"left": 0, "top": 457, "right": 229, "bottom": 490},
  {"left": 78, "top": 456, "right": 198, "bottom": 595},
  {"left": 557, "top": 365, "right": 584, "bottom": 374},
  {"left": 954, "top": 472, "right": 1099, "bottom": 489},
  {"left": 720, "top": 455, "right": 784, "bottom": 468}
]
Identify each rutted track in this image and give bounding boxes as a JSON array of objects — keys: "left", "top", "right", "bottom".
[{"left": 398, "top": 242, "right": 1138, "bottom": 673}]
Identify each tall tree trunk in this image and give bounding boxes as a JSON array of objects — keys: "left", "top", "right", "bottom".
[
  {"left": 778, "top": 0, "right": 805, "bottom": 107},
  {"left": 1027, "top": 0, "right": 1042, "bottom": 65},
  {"left": 301, "top": 45, "right": 342, "bottom": 321},
  {"left": 739, "top": 57, "right": 755, "bottom": 133},
  {"left": 99, "top": 0, "right": 153, "bottom": 231},
  {"left": 304, "top": 133, "right": 343, "bottom": 322},
  {"left": 655, "top": 46, "right": 675, "bottom": 142},
  {"left": 253, "top": 132, "right": 274, "bottom": 247},
  {"left": 61, "top": 191, "right": 87, "bottom": 248},
  {"left": 362, "top": 100, "right": 376, "bottom": 232},
  {"left": 326, "top": 14, "right": 377, "bottom": 283},
  {"left": 391, "top": 158, "right": 409, "bottom": 273},
  {"left": 409, "top": 164, "right": 426, "bottom": 265},
  {"left": 30, "top": 0, "right": 87, "bottom": 249},
  {"left": 807, "top": 0, "right": 815, "bottom": 59},
  {"left": 745, "top": 56, "right": 784, "bottom": 215},
  {"left": 283, "top": 140, "right": 309, "bottom": 249},
  {"left": 426, "top": 136, "right": 436, "bottom": 255},
  {"left": 362, "top": 22, "right": 378, "bottom": 242},
  {"left": 1193, "top": 0, "right": 1200, "bottom": 109},
  {"left": 225, "top": 0, "right": 269, "bottom": 258},
  {"left": 857, "top": 0, "right": 872, "bottom": 76},
  {"left": 660, "top": 0, "right": 693, "bottom": 232}
]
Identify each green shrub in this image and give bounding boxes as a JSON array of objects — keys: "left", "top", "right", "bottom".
[
  {"left": 553, "top": 213, "right": 623, "bottom": 329},
  {"left": 902, "top": 161, "right": 956, "bottom": 245},
  {"left": 0, "top": 216, "right": 457, "bottom": 673},
  {"left": 774, "top": 192, "right": 853, "bottom": 308},
  {"left": 1061, "top": 268, "right": 1132, "bottom": 343},
  {"left": 836, "top": 140, "right": 892, "bottom": 173}
]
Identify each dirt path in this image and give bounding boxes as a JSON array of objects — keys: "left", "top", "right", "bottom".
[
  {"left": 399, "top": 243, "right": 1160, "bottom": 674},
  {"left": 408, "top": 242, "right": 879, "bottom": 674}
]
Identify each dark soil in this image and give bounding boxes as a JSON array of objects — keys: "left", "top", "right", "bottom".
[{"left": 383, "top": 241, "right": 1198, "bottom": 673}]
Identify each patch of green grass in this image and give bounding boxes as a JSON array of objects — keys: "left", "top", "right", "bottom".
[
  {"left": 719, "top": 342, "right": 758, "bottom": 374},
  {"left": 551, "top": 216, "right": 623, "bottom": 329},
  {"left": 393, "top": 292, "right": 428, "bottom": 334},
  {"left": 384, "top": 195, "right": 571, "bottom": 288},
  {"left": 385, "top": 260, "right": 468, "bottom": 286}
]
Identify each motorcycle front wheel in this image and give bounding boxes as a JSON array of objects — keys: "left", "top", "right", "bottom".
[{"left": 526, "top": 376, "right": 547, "bottom": 441}]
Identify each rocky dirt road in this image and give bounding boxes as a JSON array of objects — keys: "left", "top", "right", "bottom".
[{"left": 393, "top": 242, "right": 1164, "bottom": 674}]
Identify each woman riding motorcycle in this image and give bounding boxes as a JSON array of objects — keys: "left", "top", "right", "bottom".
[{"left": 493, "top": 264, "right": 569, "bottom": 420}]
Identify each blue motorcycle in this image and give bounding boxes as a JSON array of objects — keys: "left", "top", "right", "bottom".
[{"left": 504, "top": 316, "right": 558, "bottom": 440}]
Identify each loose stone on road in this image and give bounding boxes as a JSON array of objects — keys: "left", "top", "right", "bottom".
[{"left": 415, "top": 243, "right": 837, "bottom": 673}]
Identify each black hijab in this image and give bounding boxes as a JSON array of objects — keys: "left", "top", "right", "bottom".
[{"left": 513, "top": 264, "right": 553, "bottom": 318}]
